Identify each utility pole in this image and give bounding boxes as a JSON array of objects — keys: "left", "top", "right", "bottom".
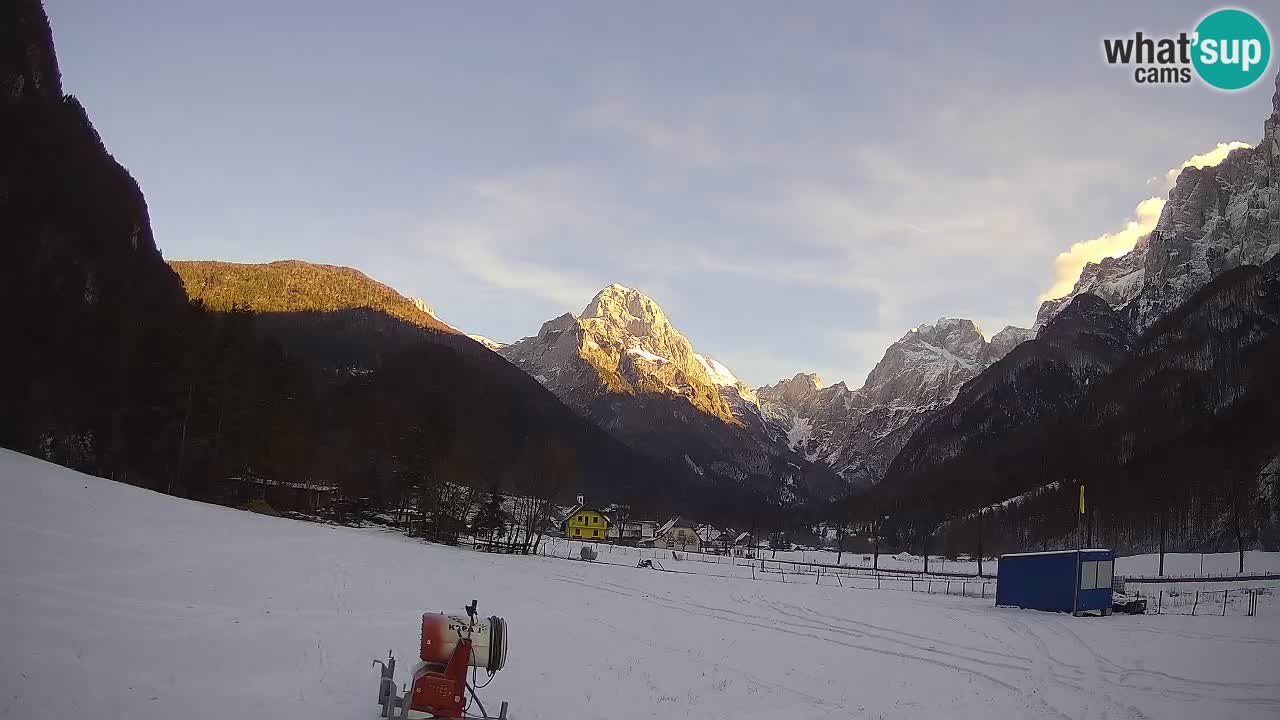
[
  {"left": 976, "top": 508, "right": 984, "bottom": 577},
  {"left": 1073, "top": 483, "right": 1085, "bottom": 617}
]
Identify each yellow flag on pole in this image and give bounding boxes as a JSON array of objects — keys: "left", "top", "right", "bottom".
[{"left": 1079, "top": 484, "right": 1086, "bottom": 514}]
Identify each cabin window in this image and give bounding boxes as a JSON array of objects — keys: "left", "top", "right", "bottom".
[
  {"left": 1096, "top": 559, "right": 1113, "bottom": 589},
  {"left": 1080, "top": 561, "right": 1098, "bottom": 590}
]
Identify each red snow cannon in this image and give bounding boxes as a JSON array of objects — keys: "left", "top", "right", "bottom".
[{"left": 373, "top": 600, "right": 509, "bottom": 719}]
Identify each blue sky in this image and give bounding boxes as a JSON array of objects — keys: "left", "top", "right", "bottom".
[{"left": 46, "top": 1, "right": 1277, "bottom": 387}]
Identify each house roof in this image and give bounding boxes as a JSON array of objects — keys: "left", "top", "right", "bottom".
[{"left": 561, "top": 504, "right": 609, "bottom": 523}]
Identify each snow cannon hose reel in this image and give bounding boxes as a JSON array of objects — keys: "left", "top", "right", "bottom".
[{"left": 373, "top": 600, "right": 509, "bottom": 719}]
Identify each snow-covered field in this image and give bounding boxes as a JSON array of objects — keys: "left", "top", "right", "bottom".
[{"left": 4, "top": 449, "right": 1280, "bottom": 720}]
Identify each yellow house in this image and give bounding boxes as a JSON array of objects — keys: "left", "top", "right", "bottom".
[{"left": 565, "top": 507, "right": 609, "bottom": 542}]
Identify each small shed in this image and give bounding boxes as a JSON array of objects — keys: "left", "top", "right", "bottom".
[{"left": 996, "top": 549, "right": 1115, "bottom": 615}]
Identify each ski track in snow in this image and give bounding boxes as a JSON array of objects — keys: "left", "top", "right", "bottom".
[{"left": 2, "top": 449, "right": 1279, "bottom": 720}]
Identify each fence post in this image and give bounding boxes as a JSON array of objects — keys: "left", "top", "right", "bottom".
[
  {"left": 877, "top": 574, "right": 881, "bottom": 590},
  {"left": 947, "top": 581, "right": 951, "bottom": 596},
  {"left": 1158, "top": 590, "right": 1163, "bottom": 615},
  {"left": 1192, "top": 591, "right": 1199, "bottom": 616},
  {"left": 911, "top": 577, "right": 915, "bottom": 592},
  {"left": 816, "top": 567, "right": 821, "bottom": 585},
  {"left": 1223, "top": 589, "right": 1229, "bottom": 617},
  {"left": 928, "top": 579, "right": 932, "bottom": 594}
]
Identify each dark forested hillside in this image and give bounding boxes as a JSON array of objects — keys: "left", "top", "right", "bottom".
[
  {"left": 867, "top": 256, "right": 1280, "bottom": 556},
  {"left": 1, "top": 0, "right": 189, "bottom": 483}
]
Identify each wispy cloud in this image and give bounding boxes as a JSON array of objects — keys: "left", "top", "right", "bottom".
[
  {"left": 1165, "top": 141, "right": 1252, "bottom": 184},
  {"left": 580, "top": 98, "right": 728, "bottom": 168},
  {"left": 417, "top": 172, "right": 613, "bottom": 309},
  {"left": 1040, "top": 197, "right": 1164, "bottom": 302}
]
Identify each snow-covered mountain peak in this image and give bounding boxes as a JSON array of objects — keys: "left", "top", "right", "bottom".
[
  {"left": 469, "top": 335, "right": 506, "bottom": 351},
  {"left": 580, "top": 284, "right": 673, "bottom": 339},
  {"left": 694, "top": 353, "right": 741, "bottom": 388},
  {"left": 501, "top": 286, "right": 739, "bottom": 425},
  {"left": 755, "top": 315, "right": 1030, "bottom": 487},
  {"left": 409, "top": 296, "right": 433, "bottom": 316},
  {"left": 759, "top": 373, "right": 824, "bottom": 404}
]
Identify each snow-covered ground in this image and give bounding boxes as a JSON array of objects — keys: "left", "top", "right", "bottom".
[{"left": 4, "top": 449, "right": 1280, "bottom": 720}]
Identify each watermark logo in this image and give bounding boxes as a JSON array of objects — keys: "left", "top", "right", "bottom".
[{"left": 1102, "top": 7, "right": 1271, "bottom": 90}]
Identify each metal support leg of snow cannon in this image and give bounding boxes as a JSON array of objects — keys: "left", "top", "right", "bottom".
[
  {"left": 373, "top": 654, "right": 414, "bottom": 719},
  {"left": 374, "top": 653, "right": 396, "bottom": 712}
]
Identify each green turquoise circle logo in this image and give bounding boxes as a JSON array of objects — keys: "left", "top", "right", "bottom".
[{"left": 1192, "top": 8, "right": 1271, "bottom": 90}]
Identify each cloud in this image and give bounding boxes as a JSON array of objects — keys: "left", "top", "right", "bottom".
[
  {"left": 1165, "top": 142, "right": 1252, "bottom": 184},
  {"left": 1039, "top": 197, "right": 1164, "bottom": 302},
  {"left": 580, "top": 99, "right": 728, "bottom": 168},
  {"left": 1040, "top": 140, "right": 1253, "bottom": 302},
  {"left": 417, "top": 173, "right": 612, "bottom": 309}
]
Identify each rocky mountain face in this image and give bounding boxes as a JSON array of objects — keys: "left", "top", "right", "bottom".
[
  {"left": 887, "top": 295, "right": 1136, "bottom": 488},
  {"left": 755, "top": 320, "right": 1032, "bottom": 487},
  {"left": 500, "top": 286, "right": 1039, "bottom": 498},
  {"left": 1036, "top": 67, "right": 1280, "bottom": 332},
  {"left": 502, "top": 285, "right": 840, "bottom": 501},
  {"left": 885, "top": 253, "right": 1280, "bottom": 554},
  {"left": 502, "top": 284, "right": 737, "bottom": 424}
]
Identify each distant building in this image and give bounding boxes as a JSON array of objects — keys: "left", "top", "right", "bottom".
[
  {"left": 609, "top": 519, "right": 657, "bottom": 545},
  {"left": 562, "top": 496, "right": 609, "bottom": 542},
  {"left": 650, "top": 516, "right": 701, "bottom": 551}
]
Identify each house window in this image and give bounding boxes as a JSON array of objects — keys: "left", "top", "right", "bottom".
[
  {"left": 573, "top": 528, "right": 580, "bottom": 537},
  {"left": 592, "top": 529, "right": 599, "bottom": 538}
]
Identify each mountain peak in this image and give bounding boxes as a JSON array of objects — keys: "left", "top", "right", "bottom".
[
  {"left": 798, "top": 372, "right": 822, "bottom": 387},
  {"left": 580, "top": 284, "right": 671, "bottom": 339},
  {"left": 757, "top": 373, "right": 823, "bottom": 409}
]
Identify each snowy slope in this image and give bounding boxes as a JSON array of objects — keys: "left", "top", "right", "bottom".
[{"left": 4, "top": 450, "right": 1280, "bottom": 720}]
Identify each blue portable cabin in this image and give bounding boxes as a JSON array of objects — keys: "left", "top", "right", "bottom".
[{"left": 996, "top": 549, "right": 1114, "bottom": 615}]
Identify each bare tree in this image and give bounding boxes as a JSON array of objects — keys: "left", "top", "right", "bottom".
[{"left": 506, "top": 439, "right": 576, "bottom": 555}]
